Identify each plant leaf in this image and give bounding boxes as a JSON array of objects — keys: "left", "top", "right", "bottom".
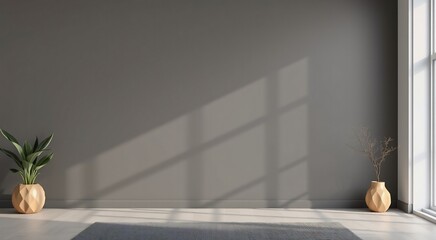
[
  {"left": 26, "top": 151, "right": 44, "bottom": 163},
  {"left": 23, "top": 141, "right": 32, "bottom": 156},
  {"left": 37, "top": 134, "right": 53, "bottom": 151},
  {"left": 0, "top": 129, "right": 19, "bottom": 143},
  {"left": 0, "top": 148, "right": 17, "bottom": 159},
  {"left": 30, "top": 172, "right": 39, "bottom": 184},
  {"left": 33, "top": 137, "right": 39, "bottom": 152},
  {"left": 0, "top": 148, "right": 23, "bottom": 169},
  {"left": 21, "top": 161, "right": 32, "bottom": 169},
  {"left": 35, "top": 153, "right": 53, "bottom": 170},
  {"left": 18, "top": 171, "right": 24, "bottom": 183},
  {"left": 11, "top": 142, "right": 25, "bottom": 161},
  {"left": 9, "top": 168, "right": 19, "bottom": 173}
]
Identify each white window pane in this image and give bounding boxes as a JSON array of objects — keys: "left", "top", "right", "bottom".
[{"left": 433, "top": 59, "right": 436, "bottom": 208}]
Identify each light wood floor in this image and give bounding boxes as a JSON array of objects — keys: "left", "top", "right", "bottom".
[{"left": 0, "top": 208, "right": 435, "bottom": 239}]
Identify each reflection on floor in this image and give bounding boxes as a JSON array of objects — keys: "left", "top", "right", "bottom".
[{"left": 0, "top": 208, "right": 434, "bottom": 240}]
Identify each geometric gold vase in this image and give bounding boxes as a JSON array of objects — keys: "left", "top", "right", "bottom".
[
  {"left": 11, "top": 184, "right": 46, "bottom": 214},
  {"left": 365, "top": 181, "right": 391, "bottom": 213}
]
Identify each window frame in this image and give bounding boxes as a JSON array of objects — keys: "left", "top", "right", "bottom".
[{"left": 431, "top": 0, "right": 436, "bottom": 210}]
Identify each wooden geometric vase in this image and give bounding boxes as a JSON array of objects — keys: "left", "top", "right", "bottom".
[
  {"left": 365, "top": 181, "right": 391, "bottom": 213},
  {"left": 12, "top": 184, "right": 46, "bottom": 214}
]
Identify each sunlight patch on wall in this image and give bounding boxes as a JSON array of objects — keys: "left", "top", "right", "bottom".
[
  {"left": 275, "top": 59, "right": 309, "bottom": 203},
  {"left": 278, "top": 105, "right": 308, "bottom": 168},
  {"left": 201, "top": 125, "right": 266, "bottom": 200},
  {"left": 68, "top": 115, "right": 191, "bottom": 198},
  {"left": 65, "top": 57, "right": 311, "bottom": 204},
  {"left": 278, "top": 58, "right": 308, "bottom": 108},
  {"left": 202, "top": 78, "right": 267, "bottom": 143},
  {"left": 104, "top": 158, "right": 189, "bottom": 200},
  {"left": 278, "top": 160, "right": 308, "bottom": 200}
]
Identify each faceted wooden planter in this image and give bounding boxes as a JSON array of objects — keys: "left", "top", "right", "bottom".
[
  {"left": 12, "top": 184, "right": 46, "bottom": 214},
  {"left": 365, "top": 181, "right": 391, "bottom": 212}
]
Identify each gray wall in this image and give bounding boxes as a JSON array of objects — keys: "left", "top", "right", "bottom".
[{"left": 0, "top": 0, "right": 397, "bottom": 208}]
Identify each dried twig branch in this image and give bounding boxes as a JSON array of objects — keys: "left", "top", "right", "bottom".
[{"left": 355, "top": 127, "right": 397, "bottom": 182}]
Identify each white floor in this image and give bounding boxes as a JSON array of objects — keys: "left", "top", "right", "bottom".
[{"left": 0, "top": 208, "right": 435, "bottom": 239}]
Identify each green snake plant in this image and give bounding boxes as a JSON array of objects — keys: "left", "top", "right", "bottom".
[{"left": 0, "top": 129, "right": 53, "bottom": 184}]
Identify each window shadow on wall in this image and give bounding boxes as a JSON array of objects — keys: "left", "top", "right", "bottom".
[{"left": 0, "top": 0, "right": 398, "bottom": 208}]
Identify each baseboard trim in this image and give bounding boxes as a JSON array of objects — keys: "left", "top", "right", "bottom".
[
  {"left": 1, "top": 199, "right": 366, "bottom": 208},
  {"left": 397, "top": 200, "right": 413, "bottom": 213}
]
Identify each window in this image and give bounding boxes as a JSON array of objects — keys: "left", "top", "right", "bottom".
[{"left": 432, "top": 0, "right": 436, "bottom": 210}]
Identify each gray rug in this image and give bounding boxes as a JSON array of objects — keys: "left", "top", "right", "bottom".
[{"left": 72, "top": 222, "right": 361, "bottom": 240}]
